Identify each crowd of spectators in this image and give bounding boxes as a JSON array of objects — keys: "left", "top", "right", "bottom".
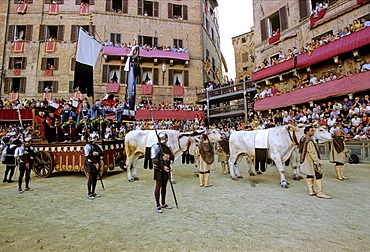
[
  {"left": 103, "top": 40, "right": 189, "bottom": 54},
  {"left": 253, "top": 16, "right": 370, "bottom": 73}
]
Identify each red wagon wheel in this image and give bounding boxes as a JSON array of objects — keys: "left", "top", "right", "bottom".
[{"left": 33, "top": 151, "right": 54, "bottom": 178}]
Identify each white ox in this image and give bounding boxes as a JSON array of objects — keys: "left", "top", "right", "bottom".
[
  {"left": 125, "top": 129, "right": 221, "bottom": 182},
  {"left": 228, "top": 125, "right": 332, "bottom": 188}
]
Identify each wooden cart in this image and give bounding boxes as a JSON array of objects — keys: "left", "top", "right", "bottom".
[{"left": 32, "top": 139, "right": 126, "bottom": 177}]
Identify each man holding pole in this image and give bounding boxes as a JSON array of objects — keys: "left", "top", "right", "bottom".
[{"left": 151, "top": 132, "right": 174, "bottom": 213}]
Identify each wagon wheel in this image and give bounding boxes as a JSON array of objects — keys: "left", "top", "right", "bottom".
[
  {"left": 83, "top": 160, "right": 104, "bottom": 178},
  {"left": 33, "top": 151, "right": 54, "bottom": 178}
]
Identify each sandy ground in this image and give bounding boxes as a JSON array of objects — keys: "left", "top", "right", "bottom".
[{"left": 0, "top": 158, "right": 369, "bottom": 252}]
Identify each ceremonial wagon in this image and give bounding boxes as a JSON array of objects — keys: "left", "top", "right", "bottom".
[{"left": 32, "top": 140, "right": 126, "bottom": 178}]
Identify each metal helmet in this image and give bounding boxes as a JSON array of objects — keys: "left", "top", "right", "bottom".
[
  {"left": 88, "top": 132, "right": 99, "bottom": 142},
  {"left": 158, "top": 132, "right": 168, "bottom": 143},
  {"left": 24, "top": 137, "right": 33, "bottom": 145}
]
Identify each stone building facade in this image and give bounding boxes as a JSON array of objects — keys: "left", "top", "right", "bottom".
[
  {"left": 0, "top": 0, "right": 222, "bottom": 105},
  {"left": 232, "top": 30, "right": 255, "bottom": 82}
]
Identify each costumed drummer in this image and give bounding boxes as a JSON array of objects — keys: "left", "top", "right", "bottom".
[
  {"left": 151, "top": 132, "right": 174, "bottom": 213},
  {"left": 299, "top": 126, "right": 331, "bottom": 199},
  {"left": 330, "top": 129, "right": 349, "bottom": 181},
  {"left": 84, "top": 133, "right": 103, "bottom": 200},
  {"left": 14, "top": 137, "right": 36, "bottom": 194}
]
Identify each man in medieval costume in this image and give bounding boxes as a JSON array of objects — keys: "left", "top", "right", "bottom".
[
  {"left": 330, "top": 129, "right": 349, "bottom": 181},
  {"left": 215, "top": 133, "right": 230, "bottom": 174},
  {"left": 195, "top": 133, "right": 215, "bottom": 187}
]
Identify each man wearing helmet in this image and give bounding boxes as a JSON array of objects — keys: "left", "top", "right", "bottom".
[
  {"left": 151, "top": 132, "right": 174, "bottom": 213},
  {"left": 14, "top": 137, "right": 36, "bottom": 194},
  {"left": 84, "top": 133, "right": 104, "bottom": 200},
  {"left": 1, "top": 137, "right": 20, "bottom": 183}
]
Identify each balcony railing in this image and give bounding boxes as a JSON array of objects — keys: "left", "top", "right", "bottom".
[
  {"left": 197, "top": 81, "right": 256, "bottom": 102},
  {"left": 102, "top": 47, "right": 190, "bottom": 61}
]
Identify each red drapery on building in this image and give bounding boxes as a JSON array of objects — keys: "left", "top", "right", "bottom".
[
  {"left": 79, "top": 3, "right": 89, "bottom": 15},
  {"left": 107, "top": 83, "right": 120, "bottom": 93},
  {"left": 43, "top": 70, "right": 53, "bottom": 76},
  {"left": 141, "top": 85, "right": 153, "bottom": 95},
  {"left": 17, "top": 3, "right": 27, "bottom": 14},
  {"left": 252, "top": 58, "right": 295, "bottom": 82},
  {"left": 9, "top": 93, "right": 19, "bottom": 101},
  {"left": 254, "top": 71, "right": 370, "bottom": 111},
  {"left": 310, "top": 8, "right": 327, "bottom": 27},
  {"left": 42, "top": 92, "right": 52, "bottom": 101},
  {"left": 13, "top": 69, "right": 22, "bottom": 76},
  {"left": 13, "top": 41, "right": 24, "bottom": 53},
  {"left": 48, "top": 3, "right": 59, "bottom": 15},
  {"left": 135, "top": 110, "right": 204, "bottom": 120},
  {"left": 268, "top": 33, "right": 280, "bottom": 45},
  {"left": 357, "top": 0, "right": 369, "bottom": 4},
  {"left": 45, "top": 41, "right": 56, "bottom": 52},
  {"left": 173, "top": 86, "right": 184, "bottom": 95},
  {"left": 297, "top": 27, "right": 370, "bottom": 68},
  {"left": 0, "top": 109, "right": 33, "bottom": 122}
]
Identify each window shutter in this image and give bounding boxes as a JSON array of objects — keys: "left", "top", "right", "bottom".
[
  {"left": 260, "top": 18, "right": 268, "bottom": 41},
  {"left": 71, "top": 58, "right": 76, "bottom": 71},
  {"left": 20, "top": 78, "right": 26, "bottom": 93},
  {"left": 168, "top": 69, "right": 173, "bottom": 86},
  {"left": 122, "top": 0, "right": 128, "bottom": 13},
  {"left": 279, "top": 6, "right": 288, "bottom": 31},
  {"left": 8, "top": 25, "right": 14, "bottom": 42},
  {"left": 57, "top": 25, "right": 65, "bottom": 41},
  {"left": 8, "top": 58, "right": 14, "bottom": 70},
  {"left": 168, "top": 3, "right": 173, "bottom": 18},
  {"left": 298, "top": 0, "right": 309, "bottom": 20},
  {"left": 179, "top": 40, "right": 183, "bottom": 48},
  {"left": 54, "top": 58, "right": 59, "bottom": 70},
  {"left": 102, "top": 65, "right": 108, "bottom": 83},
  {"left": 39, "top": 25, "right": 45, "bottom": 41},
  {"left": 154, "top": 2, "right": 159, "bottom": 17},
  {"left": 25, "top": 25, "right": 33, "bottom": 41},
  {"left": 106, "top": 0, "right": 111, "bottom": 12},
  {"left": 137, "top": 0, "right": 142, "bottom": 15},
  {"left": 138, "top": 35, "right": 143, "bottom": 46},
  {"left": 38, "top": 81, "right": 43, "bottom": 93},
  {"left": 45, "top": 0, "right": 51, "bottom": 4},
  {"left": 76, "top": 0, "right": 81, "bottom": 4},
  {"left": 89, "top": 0, "right": 94, "bottom": 5},
  {"left": 183, "top": 5, "right": 188, "bottom": 20},
  {"left": 58, "top": 0, "right": 64, "bottom": 4},
  {"left": 184, "top": 70, "right": 189, "bottom": 87},
  {"left": 71, "top": 25, "right": 77, "bottom": 42},
  {"left": 4, "top": 78, "right": 10, "bottom": 94},
  {"left": 52, "top": 81, "right": 58, "bottom": 93},
  {"left": 153, "top": 68, "right": 159, "bottom": 86},
  {"left": 41, "top": 58, "right": 47, "bottom": 70},
  {"left": 22, "top": 57, "right": 27, "bottom": 69},
  {"left": 120, "top": 66, "right": 126, "bottom": 84},
  {"left": 117, "top": 34, "right": 121, "bottom": 44},
  {"left": 27, "top": 0, "right": 33, "bottom": 3},
  {"left": 69, "top": 81, "right": 74, "bottom": 93}
]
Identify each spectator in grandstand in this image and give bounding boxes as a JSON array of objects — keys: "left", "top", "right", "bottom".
[
  {"left": 360, "top": 17, "right": 370, "bottom": 28},
  {"left": 361, "top": 59, "right": 370, "bottom": 72},
  {"left": 309, "top": 73, "right": 318, "bottom": 85},
  {"left": 353, "top": 130, "right": 367, "bottom": 140}
]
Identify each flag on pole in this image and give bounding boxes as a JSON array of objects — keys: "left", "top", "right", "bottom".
[{"left": 73, "top": 27, "right": 102, "bottom": 97}]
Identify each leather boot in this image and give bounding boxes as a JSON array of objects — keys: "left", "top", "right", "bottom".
[
  {"left": 335, "top": 165, "right": 343, "bottom": 181},
  {"left": 305, "top": 178, "right": 316, "bottom": 196},
  {"left": 339, "top": 165, "right": 348, "bottom": 180},
  {"left": 221, "top": 163, "right": 227, "bottom": 174},
  {"left": 199, "top": 173, "right": 204, "bottom": 187},
  {"left": 204, "top": 172, "right": 213, "bottom": 187},
  {"left": 316, "top": 179, "right": 332, "bottom": 199}
]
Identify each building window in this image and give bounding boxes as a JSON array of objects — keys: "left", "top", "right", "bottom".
[
  {"left": 9, "top": 57, "right": 27, "bottom": 70},
  {"left": 168, "top": 3, "right": 188, "bottom": 20},
  {"left": 141, "top": 68, "right": 153, "bottom": 85},
  {"left": 41, "top": 58, "right": 59, "bottom": 70},
  {"left": 38, "top": 81, "right": 58, "bottom": 93},
  {"left": 102, "top": 65, "right": 124, "bottom": 84},
  {"left": 241, "top": 37, "right": 246, "bottom": 43},
  {"left": 138, "top": 35, "right": 158, "bottom": 47},
  {"left": 44, "top": 0, "right": 64, "bottom": 4},
  {"left": 4, "top": 77, "right": 26, "bottom": 94},
  {"left": 260, "top": 6, "right": 287, "bottom": 41},
  {"left": 76, "top": 0, "right": 94, "bottom": 4},
  {"left": 242, "top": 52, "right": 248, "bottom": 63},
  {"left": 14, "top": 0, "right": 33, "bottom": 3},
  {"left": 39, "top": 25, "right": 65, "bottom": 41},
  {"left": 107, "top": 0, "right": 128, "bottom": 13},
  {"left": 110, "top": 33, "right": 121, "bottom": 45},
  {"left": 7, "top": 25, "right": 33, "bottom": 42},
  {"left": 70, "top": 25, "right": 92, "bottom": 42},
  {"left": 173, "top": 39, "right": 183, "bottom": 49},
  {"left": 138, "top": 1, "right": 159, "bottom": 17}
]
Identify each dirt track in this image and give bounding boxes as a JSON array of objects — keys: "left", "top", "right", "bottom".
[{"left": 1, "top": 159, "right": 369, "bottom": 251}]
